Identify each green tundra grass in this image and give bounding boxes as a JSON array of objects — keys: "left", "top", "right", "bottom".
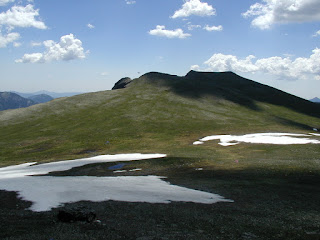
[{"left": 0, "top": 71, "right": 320, "bottom": 239}]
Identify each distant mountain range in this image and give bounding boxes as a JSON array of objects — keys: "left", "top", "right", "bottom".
[
  {"left": 0, "top": 91, "right": 84, "bottom": 111},
  {"left": 0, "top": 92, "right": 36, "bottom": 111},
  {"left": 27, "top": 94, "right": 54, "bottom": 104},
  {"left": 0, "top": 92, "right": 54, "bottom": 111},
  {"left": 310, "top": 97, "right": 320, "bottom": 103},
  {"left": 13, "top": 91, "right": 83, "bottom": 99}
]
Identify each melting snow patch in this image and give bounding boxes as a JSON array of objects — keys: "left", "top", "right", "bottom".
[
  {"left": 129, "top": 168, "right": 142, "bottom": 172},
  {"left": 193, "top": 133, "right": 320, "bottom": 146},
  {"left": 193, "top": 141, "right": 204, "bottom": 145},
  {"left": 0, "top": 153, "right": 232, "bottom": 212},
  {"left": 309, "top": 133, "right": 320, "bottom": 137},
  {"left": 113, "top": 170, "right": 127, "bottom": 173}
]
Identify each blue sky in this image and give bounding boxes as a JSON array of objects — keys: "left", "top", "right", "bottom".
[{"left": 0, "top": 0, "right": 319, "bottom": 99}]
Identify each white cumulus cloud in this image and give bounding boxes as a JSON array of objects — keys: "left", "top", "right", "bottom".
[
  {"left": 149, "top": 25, "right": 191, "bottom": 39},
  {"left": 0, "top": 31, "right": 19, "bottom": 48},
  {"left": 242, "top": 0, "right": 320, "bottom": 29},
  {"left": 0, "top": 4, "right": 47, "bottom": 30},
  {"left": 171, "top": 0, "right": 216, "bottom": 19},
  {"left": 203, "top": 24, "right": 223, "bottom": 31},
  {"left": 16, "top": 34, "right": 86, "bottom": 63},
  {"left": 313, "top": 30, "right": 320, "bottom": 37},
  {"left": 190, "top": 64, "right": 200, "bottom": 70},
  {"left": 204, "top": 54, "right": 259, "bottom": 73},
  {"left": 13, "top": 41, "right": 21, "bottom": 47},
  {"left": 187, "top": 23, "right": 201, "bottom": 31},
  {"left": 0, "top": 0, "right": 14, "bottom": 6},
  {"left": 125, "top": 0, "right": 136, "bottom": 4},
  {"left": 87, "top": 23, "right": 95, "bottom": 29},
  {"left": 193, "top": 49, "right": 320, "bottom": 81}
]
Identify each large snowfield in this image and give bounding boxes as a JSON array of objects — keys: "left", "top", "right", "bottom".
[{"left": 0, "top": 153, "right": 232, "bottom": 212}]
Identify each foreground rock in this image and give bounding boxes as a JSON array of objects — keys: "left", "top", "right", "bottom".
[{"left": 57, "top": 207, "right": 96, "bottom": 223}]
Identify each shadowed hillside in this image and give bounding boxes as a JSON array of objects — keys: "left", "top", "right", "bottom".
[{"left": 135, "top": 71, "right": 320, "bottom": 118}]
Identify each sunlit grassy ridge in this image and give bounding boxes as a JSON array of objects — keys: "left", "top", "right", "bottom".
[{"left": 0, "top": 71, "right": 319, "bottom": 167}]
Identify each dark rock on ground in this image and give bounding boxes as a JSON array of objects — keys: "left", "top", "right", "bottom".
[{"left": 57, "top": 207, "right": 96, "bottom": 223}]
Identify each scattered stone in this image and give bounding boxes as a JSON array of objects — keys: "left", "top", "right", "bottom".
[
  {"left": 305, "top": 231, "right": 320, "bottom": 240},
  {"left": 242, "top": 232, "right": 258, "bottom": 239},
  {"left": 57, "top": 207, "right": 96, "bottom": 223}
]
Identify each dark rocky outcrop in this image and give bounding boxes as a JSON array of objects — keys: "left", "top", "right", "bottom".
[{"left": 112, "top": 77, "right": 132, "bottom": 90}]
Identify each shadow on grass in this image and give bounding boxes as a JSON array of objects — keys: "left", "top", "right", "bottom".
[
  {"left": 273, "top": 116, "right": 318, "bottom": 131},
  {"left": 140, "top": 71, "right": 320, "bottom": 118}
]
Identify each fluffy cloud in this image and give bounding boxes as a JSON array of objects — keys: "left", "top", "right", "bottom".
[
  {"left": 87, "top": 23, "right": 95, "bottom": 29},
  {"left": 242, "top": 0, "right": 320, "bottom": 29},
  {"left": 16, "top": 34, "right": 86, "bottom": 63},
  {"left": 204, "top": 54, "right": 259, "bottom": 72},
  {"left": 193, "top": 49, "right": 320, "bottom": 80},
  {"left": 171, "top": 0, "right": 215, "bottom": 18},
  {"left": 203, "top": 24, "right": 223, "bottom": 31},
  {"left": 125, "top": 0, "right": 136, "bottom": 4},
  {"left": 13, "top": 41, "right": 21, "bottom": 47},
  {"left": 187, "top": 23, "right": 201, "bottom": 30},
  {"left": 0, "top": 4, "right": 47, "bottom": 30},
  {"left": 149, "top": 25, "right": 191, "bottom": 39},
  {"left": 0, "top": 0, "right": 14, "bottom": 6},
  {"left": 0, "top": 31, "right": 19, "bottom": 47},
  {"left": 313, "top": 30, "right": 320, "bottom": 37}
]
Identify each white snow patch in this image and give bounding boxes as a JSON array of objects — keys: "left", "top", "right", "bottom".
[
  {"left": 0, "top": 153, "right": 232, "bottom": 211},
  {"left": 193, "top": 141, "right": 204, "bottom": 145},
  {"left": 309, "top": 133, "right": 320, "bottom": 136},
  {"left": 193, "top": 133, "right": 320, "bottom": 146},
  {"left": 0, "top": 153, "right": 165, "bottom": 179},
  {"left": 113, "top": 170, "right": 127, "bottom": 173},
  {"left": 129, "top": 168, "right": 142, "bottom": 172}
]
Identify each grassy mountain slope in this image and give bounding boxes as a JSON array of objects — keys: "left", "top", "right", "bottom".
[{"left": 0, "top": 71, "right": 319, "bottom": 166}]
